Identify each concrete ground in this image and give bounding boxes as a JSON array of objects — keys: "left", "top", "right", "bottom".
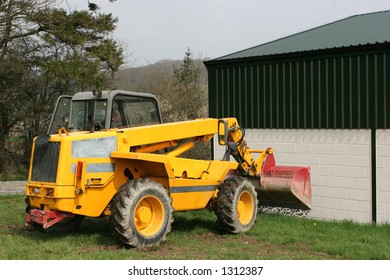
[{"left": 0, "top": 181, "right": 26, "bottom": 195}]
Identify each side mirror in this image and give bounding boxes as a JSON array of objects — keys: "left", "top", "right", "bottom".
[{"left": 218, "top": 119, "right": 229, "bottom": 146}]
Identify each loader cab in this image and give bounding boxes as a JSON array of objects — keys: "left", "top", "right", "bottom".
[{"left": 48, "top": 90, "right": 162, "bottom": 134}]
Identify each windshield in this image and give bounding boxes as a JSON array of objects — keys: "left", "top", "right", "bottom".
[{"left": 69, "top": 100, "right": 107, "bottom": 131}]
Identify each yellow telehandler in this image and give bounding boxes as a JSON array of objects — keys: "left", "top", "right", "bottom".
[{"left": 25, "top": 90, "right": 312, "bottom": 248}]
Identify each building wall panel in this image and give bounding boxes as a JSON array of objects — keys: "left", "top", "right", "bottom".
[
  {"left": 208, "top": 49, "right": 390, "bottom": 129},
  {"left": 377, "top": 129, "right": 390, "bottom": 223},
  {"left": 213, "top": 129, "right": 386, "bottom": 223}
]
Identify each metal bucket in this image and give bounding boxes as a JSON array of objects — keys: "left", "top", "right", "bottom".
[{"left": 252, "top": 153, "right": 312, "bottom": 210}]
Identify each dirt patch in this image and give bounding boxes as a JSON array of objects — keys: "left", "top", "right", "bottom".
[
  {"left": 134, "top": 232, "right": 339, "bottom": 260},
  {"left": 0, "top": 224, "right": 25, "bottom": 230},
  {"left": 77, "top": 244, "right": 122, "bottom": 254}
]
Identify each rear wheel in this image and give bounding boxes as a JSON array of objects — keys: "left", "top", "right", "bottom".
[
  {"left": 109, "top": 178, "right": 173, "bottom": 248},
  {"left": 214, "top": 177, "right": 258, "bottom": 233}
]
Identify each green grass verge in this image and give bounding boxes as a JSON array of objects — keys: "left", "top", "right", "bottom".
[{"left": 1, "top": 195, "right": 389, "bottom": 260}]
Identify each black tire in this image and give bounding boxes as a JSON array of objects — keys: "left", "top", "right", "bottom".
[
  {"left": 109, "top": 178, "right": 173, "bottom": 248},
  {"left": 214, "top": 177, "right": 258, "bottom": 233}
]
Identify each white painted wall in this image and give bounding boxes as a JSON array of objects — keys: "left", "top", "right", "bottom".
[{"left": 214, "top": 129, "right": 390, "bottom": 224}]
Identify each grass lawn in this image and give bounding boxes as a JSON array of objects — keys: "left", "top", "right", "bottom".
[{"left": 0, "top": 194, "right": 389, "bottom": 260}]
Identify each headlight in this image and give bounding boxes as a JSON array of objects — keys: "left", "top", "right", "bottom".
[{"left": 32, "top": 187, "right": 40, "bottom": 194}]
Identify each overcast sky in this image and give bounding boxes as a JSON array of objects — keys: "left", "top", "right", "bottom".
[{"left": 62, "top": 0, "right": 390, "bottom": 67}]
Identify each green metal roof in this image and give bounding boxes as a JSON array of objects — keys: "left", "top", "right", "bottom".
[{"left": 212, "top": 10, "right": 390, "bottom": 61}]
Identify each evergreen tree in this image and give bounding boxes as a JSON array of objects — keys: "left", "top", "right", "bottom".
[
  {"left": 0, "top": 0, "right": 124, "bottom": 177},
  {"left": 171, "top": 48, "right": 209, "bottom": 159},
  {"left": 167, "top": 47, "right": 207, "bottom": 121}
]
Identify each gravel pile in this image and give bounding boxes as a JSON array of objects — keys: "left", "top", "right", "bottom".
[
  {"left": 259, "top": 206, "right": 310, "bottom": 217},
  {"left": 0, "top": 181, "right": 26, "bottom": 195}
]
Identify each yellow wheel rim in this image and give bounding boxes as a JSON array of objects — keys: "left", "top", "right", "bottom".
[
  {"left": 237, "top": 191, "right": 254, "bottom": 225},
  {"left": 134, "top": 195, "right": 164, "bottom": 236}
]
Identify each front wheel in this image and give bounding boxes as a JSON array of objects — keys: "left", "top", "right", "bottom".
[
  {"left": 109, "top": 178, "right": 173, "bottom": 248},
  {"left": 214, "top": 177, "right": 258, "bottom": 233}
]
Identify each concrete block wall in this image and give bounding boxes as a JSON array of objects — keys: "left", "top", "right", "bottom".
[
  {"left": 213, "top": 129, "right": 390, "bottom": 224},
  {"left": 377, "top": 130, "right": 390, "bottom": 223}
]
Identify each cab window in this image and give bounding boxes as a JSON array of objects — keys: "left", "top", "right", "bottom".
[
  {"left": 111, "top": 95, "right": 160, "bottom": 128},
  {"left": 69, "top": 100, "right": 107, "bottom": 131}
]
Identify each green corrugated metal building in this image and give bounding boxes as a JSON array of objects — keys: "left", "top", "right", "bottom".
[
  {"left": 204, "top": 10, "right": 390, "bottom": 129},
  {"left": 204, "top": 10, "right": 390, "bottom": 224}
]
